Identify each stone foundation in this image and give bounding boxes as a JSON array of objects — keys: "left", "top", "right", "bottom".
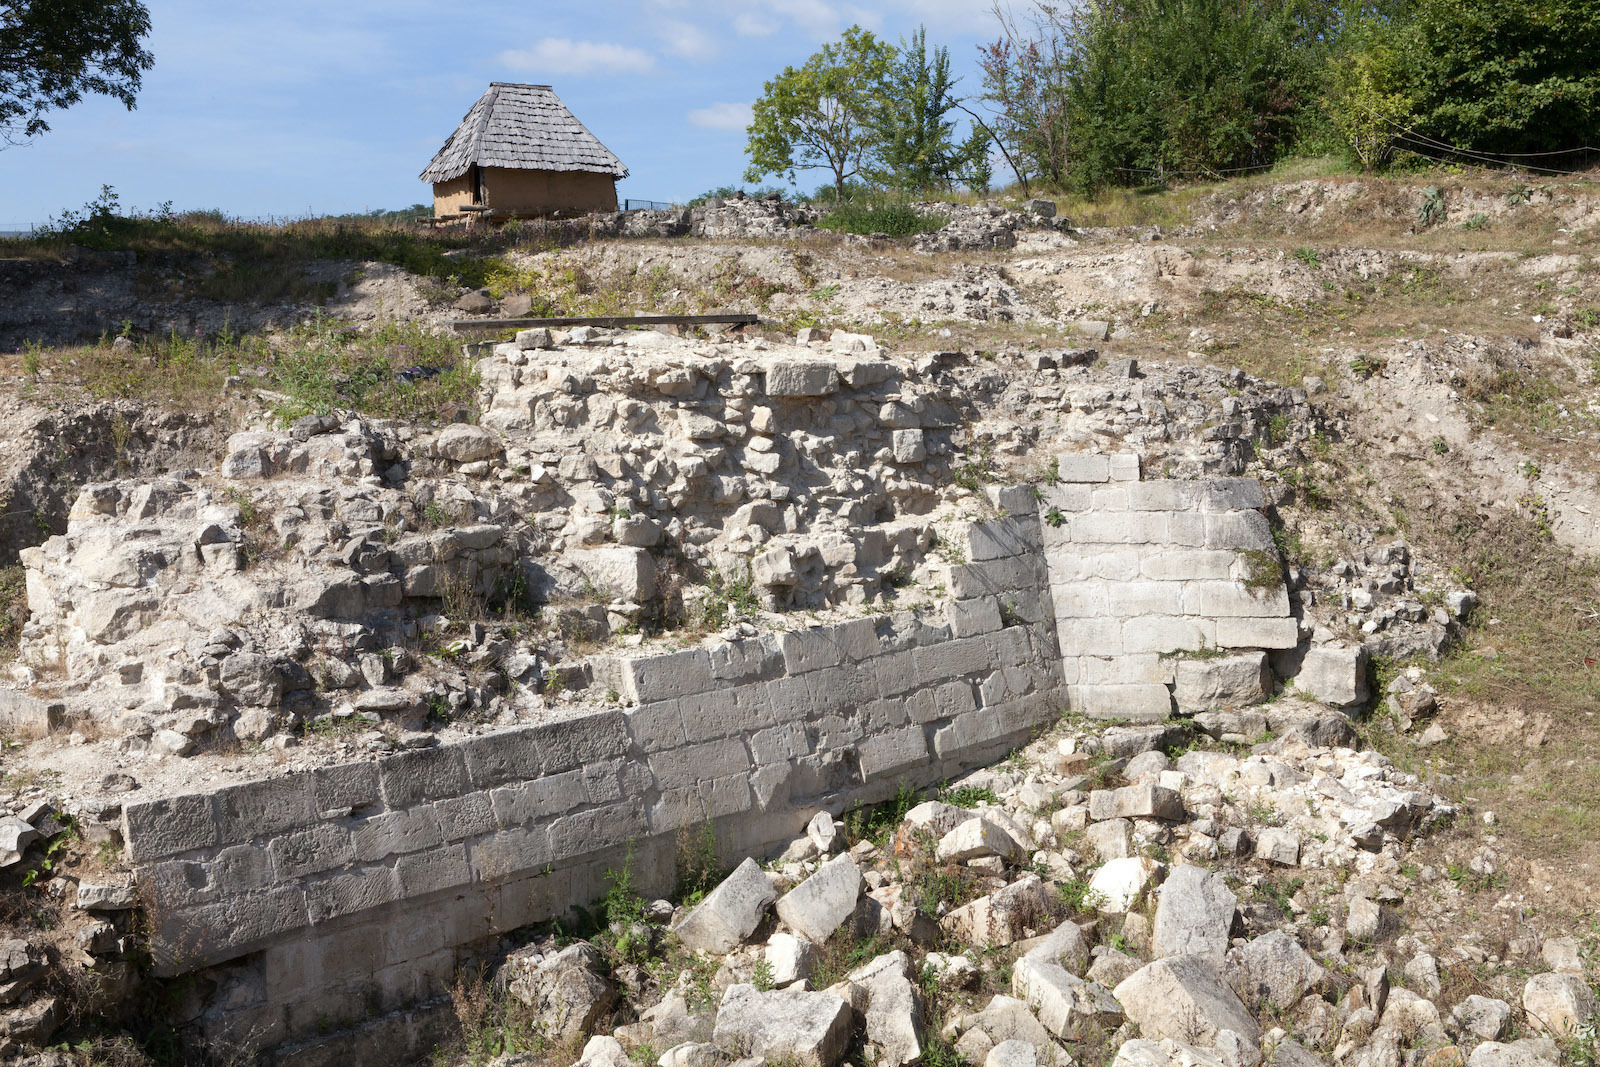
[{"left": 121, "top": 456, "right": 1296, "bottom": 1062}]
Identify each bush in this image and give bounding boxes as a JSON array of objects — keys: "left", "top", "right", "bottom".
[{"left": 816, "top": 194, "right": 946, "bottom": 236}]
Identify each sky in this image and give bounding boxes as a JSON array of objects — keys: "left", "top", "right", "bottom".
[{"left": 0, "top": 0, "right": 1008, "bottom": 227}]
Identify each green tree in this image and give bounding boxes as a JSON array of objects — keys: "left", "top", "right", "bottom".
[
  {"left": 0, "top": 0, "right": 154, "bottom": 146},
  {"left": 1406, "top": 0, "right": 1600, "bottom": 155},
  {"left": 871, "top": 26, "right": 964, "bottom": 191},
  {"left": 1323, "top": 15, "right": 1420, "bottom": 171},
  {"left": 745, "top": 26, "right": 894, "bottom": 202}
]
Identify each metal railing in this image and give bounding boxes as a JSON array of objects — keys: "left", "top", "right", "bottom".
[{"left": 623, "top": 199, "right": 680, "bottom": 212}]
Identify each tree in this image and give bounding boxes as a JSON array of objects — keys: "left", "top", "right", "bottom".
[
  {"left": 745, "top": 26, "right": 894, "bottom": 202},
  {"left": 1323, "top": 16, "right": 1420, "bottom": 171},
  {"left": 872, "top": 27, "right": 964, "bottom": 192},
  {"left": 0, "top": 0, "right": 154, "bottom": 147},
  {"left": 1406, "top": 0, "right": 1600, "bottom": 155}
]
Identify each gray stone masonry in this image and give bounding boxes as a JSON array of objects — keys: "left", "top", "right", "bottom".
[
  {"left": 1041, "top": 453, "right": 1296, "bottom": 721},
  {"left": 121, "top": 456, "right": 1298, "bottom": 1061},
  {"left": 124, "top": 495, "right": 1066, "bottom": 1054}
]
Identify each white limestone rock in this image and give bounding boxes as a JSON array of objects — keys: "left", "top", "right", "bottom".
[
  {"left": 673, "top": 858, "right": 779, "bottom": 955},
  {"left": 776, "top": 854, "right": 862, "bottom": 944}
]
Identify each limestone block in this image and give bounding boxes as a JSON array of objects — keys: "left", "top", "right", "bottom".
[
  {"left": 767, "top": 932, "right": 818, "bottom": 985},
  {"left": 1109, "top": 453, "right": 1141, "bottom": 481},
  {"left": 840, "top": 950, "right": 925, "bottom": 1066},
  {"left": 1199, "top": 479, "right": 1265, "bottom": 511},
  {"left": 1215, "top": 617, "right": 1299, "bottom": 649},
  {"left": 1254, "top": 829, "right": 1300, "bottom": 866},
  {"left": 514, "top": 327, "right": 554, "bottom": 350},
  {"left": 0, "top": 817, "right": 39, "bottom": 868},
  {"left": 505, "top": 943, "right": 618, "bottom": 1042},
  {"left": 940, "top": 874, "right": 1053, "bottom": 949},
  {"left": 777, "top": 854, "right": 862, "bottom": 943},
  {"left": 1072, "top": 512, "right": 1166, "bottom": 545},
  {"left": 1057, "top": 454, "right": 1110, "bottom": 483},
  {"left": 1151, "top": 864, "right": 1237, "bottom": 961},
  {"left": 1088, "top": 857, "right": 1160, "bottom": 913},
  {"left": 936, "top": 818, "right": 1026, "bottom": 864},
  {"left": 1140, "top": 549, "right": 1234, "bottom": 580},
  {"left": 1203, "top": 511, "right": 1274, "bottom": 551},
  {"left": 1523, "top": 972, "right": 1596, "bottom": 1036},
  {"left": 1451, "top": 996, "right": 1512, "bottom": 1041},
  {"left": 766, "top": 360, "right": 839, "bottom": 397},
  {"left": 1122, "top": 617, "right": 1211, "bottom": 655},
  {"left": 436, "top": 424, "right": 497, "bottom": 463},
  {"left": 1293, "top": 646, "right": 1370, "bottom": 707},
  {"left": 1069, "top": 683, "right": 1173, "bottom": 722},
  {"left": 1126, "top": 482, "right": 1196, "bottom": 511},
  {"left": 621, "top": 649, "right": 714, "bottom": 706},
  {"left": 674, "top": 858, "right": 779, "bottom": 955},
  {"left": 1113, "top": 954, "right": 1260, "bottom": 1048},
  {"left": 219, "top": 652, "right": 283, "bottom": 707},
  {"left": 1089, "top": 782, "right": 1183, "bottom": 822},
  {"left": 987, "top": 1039, "right": 1038, "bottom": 1067},
  {"left": 1107, "top": 582, "right": 1184, "bottom": 616},
  {"left": 714, "top": 985, "right": 853, "bottom": 1067},
  {"left": 1012, "top": 956, "right": 1122, "bottom": 1040},
  {"left": 1182, "top": 581, "right": 1290, "bottom": 618},
  {"left": 572, "top": 547, "right": 656, "bottom": 601},
  {"left": 1086, "top": 819, "right": 1132, "bottom": 861},
  {"left": 1024, "top": 919, "right": 1092, "bottom": 975},
  {"left": 1173, "top": 653, "right": 1270, "bottom": 712},
  {"left": 948, "top": 597, "right": 1004, "bottom": 637},
  {"left": 892, "top": 429, "right": 926, "bottom": 464},
  {"left": 377, "top": 746, "right": 468, "bottom": 809}
]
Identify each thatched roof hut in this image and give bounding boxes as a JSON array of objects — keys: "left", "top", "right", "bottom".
[{"left": 421, "top": 83, "right": 629, "bottom": 221}]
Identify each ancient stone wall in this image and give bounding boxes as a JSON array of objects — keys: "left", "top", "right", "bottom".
[
  {"left": 122, "top": 490, "right": 1064, "bottom": 1061},
  {"left": 1041, "top": 455, "right": 1298, "bottom": 723}
]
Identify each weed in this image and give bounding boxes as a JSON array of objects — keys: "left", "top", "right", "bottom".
[
  {"left": 752, "top": 958, "right": 776, "bottom": 992},
  {"left": 1240, "top": 548, "right": 1283, "bottom": 595},
  {"left": 941, "top": 784, "right": 999, "bottom": 808},
  {"left": 699, "top": 568, "right": 760, "bottom": 632},
  {"left": 1293, "top": 247, "right": 1321, "bottom": 269},
  {"left": 1417, "top": 187, "right": 1447, "bottom": 228},
  {"left": 673, "top": 822, "right": 724, "bottom": 906},
  {"left": 1045, "top": 507, "right": 1065, "bottom": 528},
  {"left": 1057, "top": 877, "right": 1108, "bottom": 915},
  {"left": 1461, "top": 212, "right": 1489, "bottom": 231},
  {"left": 1431, "top": 436, "right": 1449, "bottom": 455},
  {"left": 1255, "top": 876, "right": 1305, "bottom": 913},
  {"left": 844, "top": 779, "right": 922, "bottom": 845}
]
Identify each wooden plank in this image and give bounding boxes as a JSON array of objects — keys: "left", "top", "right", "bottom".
[{"left": 446, "top": 313, "right": 759, "bottom": 332}]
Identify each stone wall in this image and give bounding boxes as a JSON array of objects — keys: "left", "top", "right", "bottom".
[
  {"left": 118, "top": 456, "right": 1302, "bottom": 1063},
  {"left": 123, "top": 488, "right": 1064, "bottom": 1061},
  {"left": 1039, "top": 454, "right": 1298, "bottom": 722}
]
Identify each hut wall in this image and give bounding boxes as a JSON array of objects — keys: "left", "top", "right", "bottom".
[
  {"left": 431, "top": 174, "right": 476, "bottom": 217},
  {"left": 482, "top": 167, "right": 618, "bottom": 214}
]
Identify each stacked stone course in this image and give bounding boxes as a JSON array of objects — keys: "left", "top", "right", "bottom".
[{"left": 1040, "top": 454, "right": 1298, "bottom": 723}]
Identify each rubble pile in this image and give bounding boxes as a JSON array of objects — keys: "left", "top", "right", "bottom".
[{"left": 480, "top": 713, "right": 1576, "bottom": 1067}]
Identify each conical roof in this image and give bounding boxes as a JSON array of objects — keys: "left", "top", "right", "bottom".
[{"left": 420, "top": 83, "right": 628, "bottom": 182}]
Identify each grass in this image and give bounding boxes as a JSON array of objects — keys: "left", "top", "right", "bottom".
[
  {"left": 1, "top": 205, "right": 511, "bottom": 288},
  {"left": 20, "top": 316, "right": 478, "bottom": 424}
]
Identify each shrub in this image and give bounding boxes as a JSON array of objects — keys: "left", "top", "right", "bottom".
[{"left": 815, "top": 194, "right": 946, "bottom": 237}]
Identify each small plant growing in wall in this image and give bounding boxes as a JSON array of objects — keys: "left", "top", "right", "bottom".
[{"left": 1240, "top": 548, "right": 1283, "bottom": 596}]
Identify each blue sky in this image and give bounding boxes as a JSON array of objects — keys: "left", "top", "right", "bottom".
[{"left": 2, "top": 0, "right": 1003, "bottom": 226}]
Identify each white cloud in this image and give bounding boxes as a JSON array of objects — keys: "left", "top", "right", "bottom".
[
  {"left": 660, "top": 20, "right": 718, "bottom": 60},
  {"left": 733, "top": 11, "right": 780, "bottom": 35},
  {"left": 688, "top": 101, "right": 753, "bottom": 131},
  {"left": 496, "top": 38, "right": 657, "bottom": 77}
]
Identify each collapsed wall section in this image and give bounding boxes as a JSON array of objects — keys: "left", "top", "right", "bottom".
[
  {"left": 122, "top": 493, "right": 1063, "bottom": 1057},
  {"left": 1039, "top": 453, "right": 1299, "bottom": 722}
]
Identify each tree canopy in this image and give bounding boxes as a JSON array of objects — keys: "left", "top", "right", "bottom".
[{"left": 0, "top": 0, "right": 154, "bottom": 146}]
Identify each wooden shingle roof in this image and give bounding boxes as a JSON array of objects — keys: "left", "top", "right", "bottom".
[{"left": 420, "top": 83, "right": 628, "bottom": 183}]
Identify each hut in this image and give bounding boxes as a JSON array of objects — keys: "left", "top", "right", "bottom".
[{"left": 420, "top": 83, "right": 628, "bottom": 221}]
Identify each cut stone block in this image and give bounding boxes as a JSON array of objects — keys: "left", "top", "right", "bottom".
[
  {"left": 1215, "top": 617, "right": 1299, "bottom": 649},
  {"left": 1151, "top": 864, "right": 1237, "bottom": 961},
  {"left": 1056, "top": 454, "right": 1110, "bottom": 483},
  {"left": 1293, "top": 646, "right": 1371, "bottom": 708},
  {"left": 1069, "top": 684, "right": 1173, "bottom": 722},
  {"left": 776, "top": 854, "right": 862, "bottom": 944},
  {"left": 1173, "top": 653, "right": 1270, "bottom": 712},
  {"left": 673, "top": 857, "right": 778, "bottom": 955},
  {"left": 765, "top": 360, "right": 839, "bottom": 398},
  {"left": 713, "top": 984, "right": 853, "bottom": 1066},
  {"left": 936, "top": 818, "right": 1026, "bottom": 864},
  {"left": 1113, "top": 954, "right": 1260, "bottom": 1048},
  {"left": 1089, "top": 857, "right": 1160, "bottom": 914}
]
